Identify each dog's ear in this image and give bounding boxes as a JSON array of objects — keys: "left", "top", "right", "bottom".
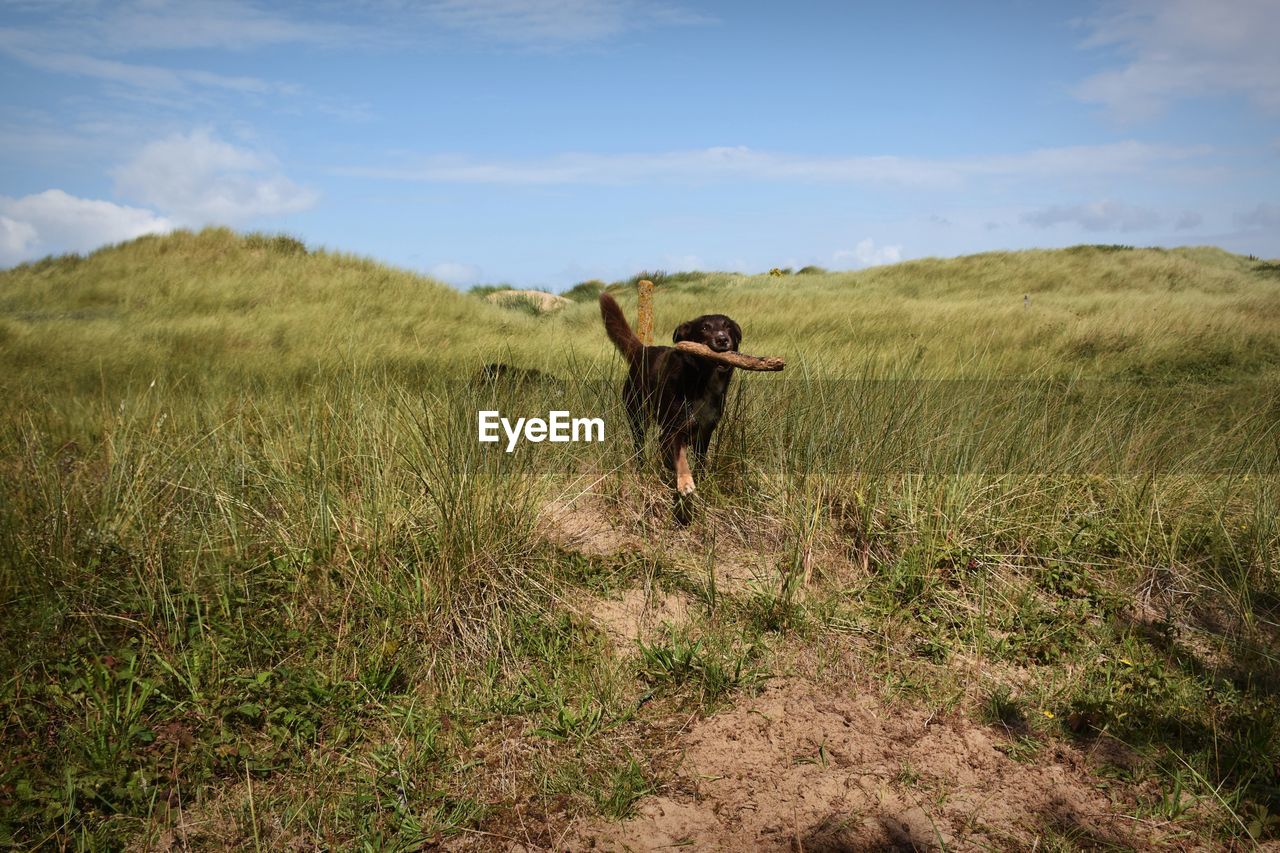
[
  {"left": 727, "top": 318, "right": 742, "bottom": 350},
  {"left": 672, "top": 320, "right": 697, "bottom": 343}
]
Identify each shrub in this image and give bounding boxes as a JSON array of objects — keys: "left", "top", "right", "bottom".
[
  {"left": 563, "top": 279, "right": 606, "bottom": 302},
  {"left": 244, "top": 232, "right": 308, "bottom": 256}
]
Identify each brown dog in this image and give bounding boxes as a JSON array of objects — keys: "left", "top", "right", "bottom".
[{"left": 599, "top": 292, "right": 741, "bottom": 496}]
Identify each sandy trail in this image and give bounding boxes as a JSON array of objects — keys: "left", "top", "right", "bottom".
[
  {"left": 568, "top": 679, "right": 1175, "bottom": 852},
  {"left": 540, "top": 488, "right": 1184, "bottom": 852}
]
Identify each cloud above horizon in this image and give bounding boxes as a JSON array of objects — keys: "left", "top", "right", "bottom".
[
  {"left": 1234, "top": 203, "right": 1280, "bottom": 230},
  {"left": 1074, "top": 0, "right": 1280, "bottom": 119},
  {"left": 427, "top": 261, "right": 484, "bottom": 286},
  {"left": 424, "top": 0, "right": 712, "bottom": 48},
  {"left": 1174, "top": 211, "right": 1203, "bottom": 230},
  {"left": 1021, "top": 200, "right": 1163, "bottom": 232},
  {"left": 113, "top": 129, "right": 319, "bottom": 225},
  {"left": 338, "top": 140, "right": 1210, "bottom": 189},
  {"left": 0, "top": 189, "right": 172, "bottom": 266},
  {"left": 834, "top": 239, "right": 903, "bottom": 268},
  {"left": 0, "top": 3, "right": 1275, "bottom": 282},
  {"left": 0, "top": 0, "right": 711, "bottom": 94},
  {"left": 0, "top": 31, "right": 296, "bottom": 99}
]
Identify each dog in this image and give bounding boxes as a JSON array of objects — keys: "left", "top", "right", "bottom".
[{"left": 599, "top": 292, "right": 742, "bottom": 497}]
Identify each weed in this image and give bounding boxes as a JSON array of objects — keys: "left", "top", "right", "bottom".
[
  {"left": 980, "top": 684, "right": 1027, "bottom": 732},
  {"left": 636, "top": 631, "right": 763, "bottom": 705},
  {"left": 533, "top": 699, "right": 608, "bottom": 742},
  {"left": 893, "top": 760, "right": 922, "bottom": 787},
  {"left": 594, "top": 758, "right": 653, "bottom": 819}
]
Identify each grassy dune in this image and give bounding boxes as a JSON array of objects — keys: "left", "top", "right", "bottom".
[
  {"left": 3, "top": 228, "right": 1279, "bottom": 393},
  {"left": 0, "top": 229, "right": 555, "bottom": 396},
  {"left": 1, "top": 229, "right": 1278, "bottom": 848}
]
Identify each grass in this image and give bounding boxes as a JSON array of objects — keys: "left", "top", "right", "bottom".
[{"left": 0, "top": 228, "right": 1278, "bottom": 847}]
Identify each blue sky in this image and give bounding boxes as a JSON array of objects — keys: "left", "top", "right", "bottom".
[{"left": 1, "top": 0, "right": 1277, "bottom": 289}]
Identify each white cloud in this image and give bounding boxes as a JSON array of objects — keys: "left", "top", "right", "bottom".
[
  {"left": 662, "top": 254, "right": 704, "bottom": 271},
  {"left": 96, "top": 1, "right": 366, "bottom": 52},
  {"left": 424, "top": 0, "right": 711, "bottom": 47},
  {"left": 0, "top": 9, "right": 357, "bottom": 118},
  {"left": 1234, "top": 203, "right": 1280, "bottom": 229},
  {"left": 1020, "top": 200, "right": 1163, "bottom": 232},
  {"left": 1074, "top": 0, "right": 1280, "bottom": 119},
  {"left": 427, "top": 261, "right": 483, "bottom": 285},
  {"left": 340, "top": 140, "right": 1208, "bottom": 189},
  {"left": 0, "top": 0, "right": 708, "bottom": 77},
  {"left": 10, "top": 0, "right": 688, "bottom": 54},
  {"left": 0, "top": 1, "right": 367, "bottom": 53},
  {"left": 833, "top": 239, "right": 902, "bottom": 269},
  {"left": 0, "top": 216, "right": 39, "bottom": 262},
  {"left": 0, "top": 28, "right": 296, "bottom": 97},
  {"left": 113, "top": 129, "right": 319, "bottom": 224},
  {"left": 1175, "top": 210, "right": 1203, "bottom": 230},
  {"left": 0, "top": 189, "right": 172, "bottom": 266}
]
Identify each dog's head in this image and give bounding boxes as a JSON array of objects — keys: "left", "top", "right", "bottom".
[{"left": 673, "top": 314, "right": 742, "bottom": 353}]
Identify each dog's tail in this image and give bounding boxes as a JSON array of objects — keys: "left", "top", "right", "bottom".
[{"left": 599, "top": 293, "right": 643, "bottom": 363}]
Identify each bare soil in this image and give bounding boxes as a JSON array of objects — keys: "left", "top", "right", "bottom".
[
  {"left": 567, "top": 679, "right": 1185, "bottom": 852},
  {"left": 537, "top": 486, "right": 1203, "bottom": 852}
]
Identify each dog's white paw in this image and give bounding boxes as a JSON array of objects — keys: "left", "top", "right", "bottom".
[{"left": 678, "top": 479, "right": 696, "bottom": 496}]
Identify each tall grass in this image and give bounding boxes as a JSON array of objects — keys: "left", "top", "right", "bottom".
[
  {"left": 3, "top": 232, "right": 1279, "bottom": 397},
  {"left": 1, "top": 230, "right": 1277, "bottom": 847}
]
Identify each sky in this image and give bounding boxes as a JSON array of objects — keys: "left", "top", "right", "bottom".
[{"left": 1, "top": 0, "right": 1278, "bottom": 290}]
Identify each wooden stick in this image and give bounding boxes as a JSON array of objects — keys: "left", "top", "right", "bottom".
[
  {"left": 675, "top": 341, "right": 785, "bottom": 371},
  {"left": 636, "top": 279, "right": 655, "bottom": 346}
]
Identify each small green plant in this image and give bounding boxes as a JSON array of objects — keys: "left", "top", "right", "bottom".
[
  {"left": 1151, "top": 768, "right": 1192, "bottom": 820},
  {"left": 534, "top": 699, "right": 607, "bottom": 741},
  {"left": 793, "top": 739, "right": 831, "bottom": 768},
  {"left": 893, "top": 760, "right": 922, "bottom": 787},
  {"left": 636, "top": 633, "right": 762, "bottom": 705},
  {"left": 744, "top": 571, "right": 807, "bottom": 632},
  {"left": 980, "top": 685, "right": 1027, "bottom": 732},
  {"left": 595, "top": 758, "right": 653, "bottom": 819}
]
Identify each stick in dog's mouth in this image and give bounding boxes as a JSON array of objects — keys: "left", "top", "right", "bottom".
[{"left": 674, "top": 340, "right": 785, "bottom": 371}]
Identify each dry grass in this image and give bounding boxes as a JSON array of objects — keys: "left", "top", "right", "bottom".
[{"left": 1, "top": 230, "right": 1277, "bottom": 848}]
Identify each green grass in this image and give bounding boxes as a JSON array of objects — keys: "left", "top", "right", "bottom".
[{"left": 1, "top": 228, "right": 1278, "bottom": 847}]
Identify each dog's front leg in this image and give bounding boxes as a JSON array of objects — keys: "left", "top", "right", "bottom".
[
  {"left": 661, "top": 432, "right": 696, "bottom": 496},
  {"left": 674, "top": 442, "right": 695, "bottom": 496}
]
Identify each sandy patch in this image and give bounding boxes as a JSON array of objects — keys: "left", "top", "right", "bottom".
[
  {"left": 540, "top": 495, "right": 643, "bottom": 557},
  {"left": 570, "top": 679, "right": 1177, "bottom": 851},
  {"left": 487, "top": 290, "right": 571, "bottom": 313},
  {"left": 585, "top": 587, "right": 694, "bottom": 650}
]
